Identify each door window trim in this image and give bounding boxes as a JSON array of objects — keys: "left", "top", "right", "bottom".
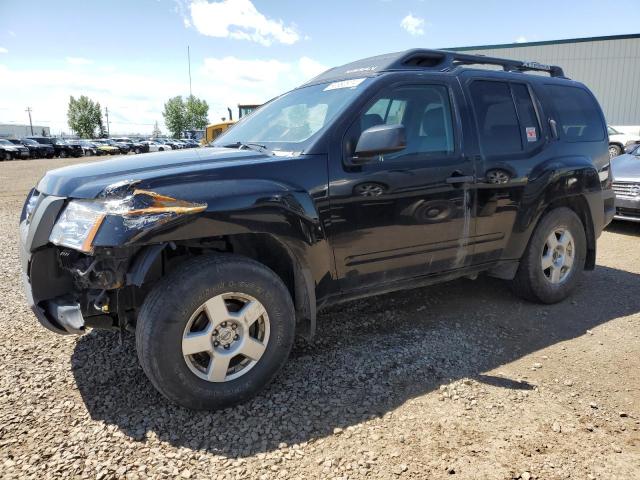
[
  {"left": 467, "top": 78, "right": 546, "bottom": 160},
  {"left": 341, "top": 81, "right": 463, "bottom": 168}
]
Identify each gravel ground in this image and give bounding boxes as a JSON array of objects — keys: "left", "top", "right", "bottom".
[{"left": 1, "top": 157, "right": 639, "bottom": 480}]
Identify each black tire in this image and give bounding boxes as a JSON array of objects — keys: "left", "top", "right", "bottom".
[
  {"left": 158, "top": 147, "right": 164, "bottom": 151},
  {"left": 3, "top": 151, "right": 11, "bottom": 161},
  {"left": 511, "top": 207, "right": 586, "bottom": 304},
  {"left": 136, "top": 254, "right": 296, "bottom": 410},
  {"left": 608, "top": 144, "right": 622, "bottom": 159},
  {"left": 135, "top": 147, "right": 141, "bottom": 154}
]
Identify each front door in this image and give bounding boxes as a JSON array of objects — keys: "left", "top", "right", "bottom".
[{"left": 327, "top": 80, "right": 476, "bottom": 292}]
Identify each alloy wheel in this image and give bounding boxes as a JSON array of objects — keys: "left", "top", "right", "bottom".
[
  {"left": 182, "top": 292, "right": 270, "bottom": 382},
  {"left": 541, "top": 227, "right": 575, "bottom": 284}
]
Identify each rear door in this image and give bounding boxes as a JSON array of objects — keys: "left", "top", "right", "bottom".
[{"left": 461, "top": 74, "right": 548, "bottom": 264}]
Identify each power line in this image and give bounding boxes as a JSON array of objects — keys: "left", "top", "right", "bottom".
[
  {"left": 187, "top": 45, "right": 193, "bottom": 98},
  {"left": 25, "top": 107, "right": 33, "bottom": 135}
]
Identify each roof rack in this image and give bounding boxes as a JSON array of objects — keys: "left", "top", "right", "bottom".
[
  {"left": 392, "top": 49, "right": 567, "bottom": 78},
  {"left": 303, "top": 48, "right": 567, "bottom": 87}
]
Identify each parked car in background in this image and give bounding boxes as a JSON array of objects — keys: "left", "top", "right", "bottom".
[
  {"left": 112, "top": 137, "right": 150, "bottom": 154},
  {"left": 611, "top": 144, "right": 640, "bottom": 222},
  {"left": 182, "top": 139, "right": 201, "bottom": 148},
  {"left": 608, "top": 126, "right": 640, "bottom": 159},
  {"left": 79, "top": 140, "right": 98, "bottom": 157},
  {"left": 9, "top": 138, "right": 54, "bottom": 158},
  {"left": 103, "top": 139, "right": 130, "bottom": 154},
  {"left": 625, "top": 143, "right": 640, "bottom": 154},
  {"left": 0, "top": 138, "right": 29, "bottom": 160},
  {"left": 91, "top": 140, "right": 121, "bottom": 155},
  {"left": 152, "top": 139, "right": 174, "bottom": 150},
  {"left": 141, "top": 140, "right": 171, "bottom": 152},
  {"left": 26, "top": 136, "right": 83, "bottom": 158}
]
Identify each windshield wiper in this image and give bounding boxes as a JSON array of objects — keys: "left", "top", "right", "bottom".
[{"left": 221, "top": 141, "right": 269, "bottom": 153}]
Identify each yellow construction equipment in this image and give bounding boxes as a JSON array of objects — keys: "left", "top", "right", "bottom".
[{"left": 202, "top": 104, "right": 262, "bottom": 145}]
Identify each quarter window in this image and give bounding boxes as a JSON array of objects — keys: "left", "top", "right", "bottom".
[{"left": 548, "top": 85, "right": 604, "bottom": 142}]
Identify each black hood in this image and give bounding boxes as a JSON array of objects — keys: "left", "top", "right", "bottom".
[{"left": 37, "top": 148, "right": 273, "bottom": 198}]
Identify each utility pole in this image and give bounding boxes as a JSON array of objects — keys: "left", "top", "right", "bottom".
[
  {"left": 25, "top": 107, "right": 34, "bottom": 135},
  {"left": 105, "top": 107, "right": 110, "bottom": 137},
  {"left": 187, "top": 45, "right": 192, "bottom": 98}
]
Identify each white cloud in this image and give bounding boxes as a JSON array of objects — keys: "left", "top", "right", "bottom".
[
  {"left": 515, "top": 36, "right": 528, "bottom": 43},
  {"left": 188, "top": 0, "right": 300, "bottom": 46},
  {"left": 0, "top": 55, "right": 327, "bottom": 134},
  {"left": 400, "top": 14, "right": 425, "bottom": 36},
  {"left": 66, "top": 57, "right": 93, "bottom": 65},
  {"left": 0, "top": 47, "right": 7, "bottom": 54},
  {"left": 7, "top": 30, "right": 16, "bottom": 37},
  {"left": 201, "top": 56, "right": 327, "bottom": 105}
]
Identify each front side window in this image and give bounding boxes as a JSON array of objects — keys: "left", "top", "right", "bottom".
[
  {"left": 548, "top": 85, "right": 604, "bottom": 142},
  {"left": 345, "top": 84, "right": 455, "bottom": 160}
]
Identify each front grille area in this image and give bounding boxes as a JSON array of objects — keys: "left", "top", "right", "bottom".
[{"left": 612, "top": 182, "right": 640, "bottom": 198}]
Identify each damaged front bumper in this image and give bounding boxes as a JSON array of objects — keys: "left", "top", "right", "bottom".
[{"left": 19, "top": 193, "right": 85, "bottom": 334}]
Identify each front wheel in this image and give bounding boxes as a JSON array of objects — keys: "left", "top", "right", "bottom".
[
  {"left": 136, "top": 255, "right": 295, "bottom": 410},
  {"left": 510, "top": 207, "right": 586, "bottom": 304}
]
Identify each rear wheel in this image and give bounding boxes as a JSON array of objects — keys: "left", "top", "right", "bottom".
[
  {"left": 136, "top": 255, "right": 295, "bottom": 410},
  {"left": 510, "top": 207, "right": 586, "bottom": 304},
  {"left": 3, "top": 151, "right": 11, "bottom": 161}
]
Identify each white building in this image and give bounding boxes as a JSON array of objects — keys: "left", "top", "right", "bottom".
[
  {"left": 0, "top": 124, "right": 50, "bottom": 138},
  {"left": 449, "top": 34, "right": 640, "bottom": 133}
]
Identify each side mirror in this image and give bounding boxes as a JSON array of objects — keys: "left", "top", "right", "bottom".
[{"left": 353, "top": 124, "right": 406, "bottom": 163}]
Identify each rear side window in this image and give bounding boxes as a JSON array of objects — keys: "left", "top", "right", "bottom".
[
  {"left": 548, "top": 85, "right": 604, "bottom": 142},
  {"left": 470, "top": 80, "right": 541, "bottom": 156}
]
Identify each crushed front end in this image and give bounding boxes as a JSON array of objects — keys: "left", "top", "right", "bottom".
[{"left": 19, "top": 183, "right": 206, "bottom": 335}]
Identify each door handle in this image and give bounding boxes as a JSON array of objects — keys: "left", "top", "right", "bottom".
[{"left": 446, "top": 175, "right": 474, "bottom": 184}]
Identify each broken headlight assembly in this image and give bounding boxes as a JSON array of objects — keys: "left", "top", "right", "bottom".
[{"left": 49, "top": 189, "right": 207, "bottom": 253}]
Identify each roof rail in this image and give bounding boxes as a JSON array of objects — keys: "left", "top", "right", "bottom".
[
  {"left": 392, "top": 49, "right": 567, "bottom": 78},
  {"left": 302, "top": 48, "right": 567, "bottom": 87}
]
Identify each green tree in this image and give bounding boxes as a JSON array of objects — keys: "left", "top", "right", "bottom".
[
  {"left": 185, "top": 95, "right": 209, "bottom": 129},
  {"left": 162, "top": 96, "right": 187, "bottom": 138},
  {"left": 67, "top": 96, "right": 102, "bottom": 138}
]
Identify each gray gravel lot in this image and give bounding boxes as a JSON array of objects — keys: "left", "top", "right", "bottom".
[{"left": 1, "top": 157, "right": 639, "bottom": 479}]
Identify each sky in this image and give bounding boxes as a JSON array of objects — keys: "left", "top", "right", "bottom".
[{"left": 0, "top": 0, "right": 639, "bottom": 135}]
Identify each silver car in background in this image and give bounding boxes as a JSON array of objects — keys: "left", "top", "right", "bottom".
[{"left": 612, "top": 143, "right": 640, "bottom": 222}]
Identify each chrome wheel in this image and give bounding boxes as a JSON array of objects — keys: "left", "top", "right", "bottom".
[
  {"left": 182, "top": 292, "right": 270, "bottom": 382},
  {"left": 541, "top": 228, "right": 575, "bottom": 284}
]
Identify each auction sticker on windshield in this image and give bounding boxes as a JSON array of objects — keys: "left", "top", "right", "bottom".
[{"left": 324, "top": 78, "right": 366, "bottom": 91}]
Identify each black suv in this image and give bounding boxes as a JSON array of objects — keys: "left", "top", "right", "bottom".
[
  {"left": 10, "top": 138, "right": 55, "bottom": 159},
  {"left": 19, "top": 49, "right": 615, "bottom": 410}
]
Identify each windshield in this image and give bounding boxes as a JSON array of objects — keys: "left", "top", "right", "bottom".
[
  {"left": 608, "top": 126, "right": 621, "bottom": 135},
  {"left": 0, "top": 139, "right": 12, "bottom": 145},
  {"left": 23, "top": 139, "right": 38, "bottom": 145},
  {"left": 214, "top": 79, "right": 369, "bottom": 153}
]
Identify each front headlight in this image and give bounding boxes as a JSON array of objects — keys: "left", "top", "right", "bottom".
[{"left": 49, "top": 189, "right": 206, "bottom": 253}]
